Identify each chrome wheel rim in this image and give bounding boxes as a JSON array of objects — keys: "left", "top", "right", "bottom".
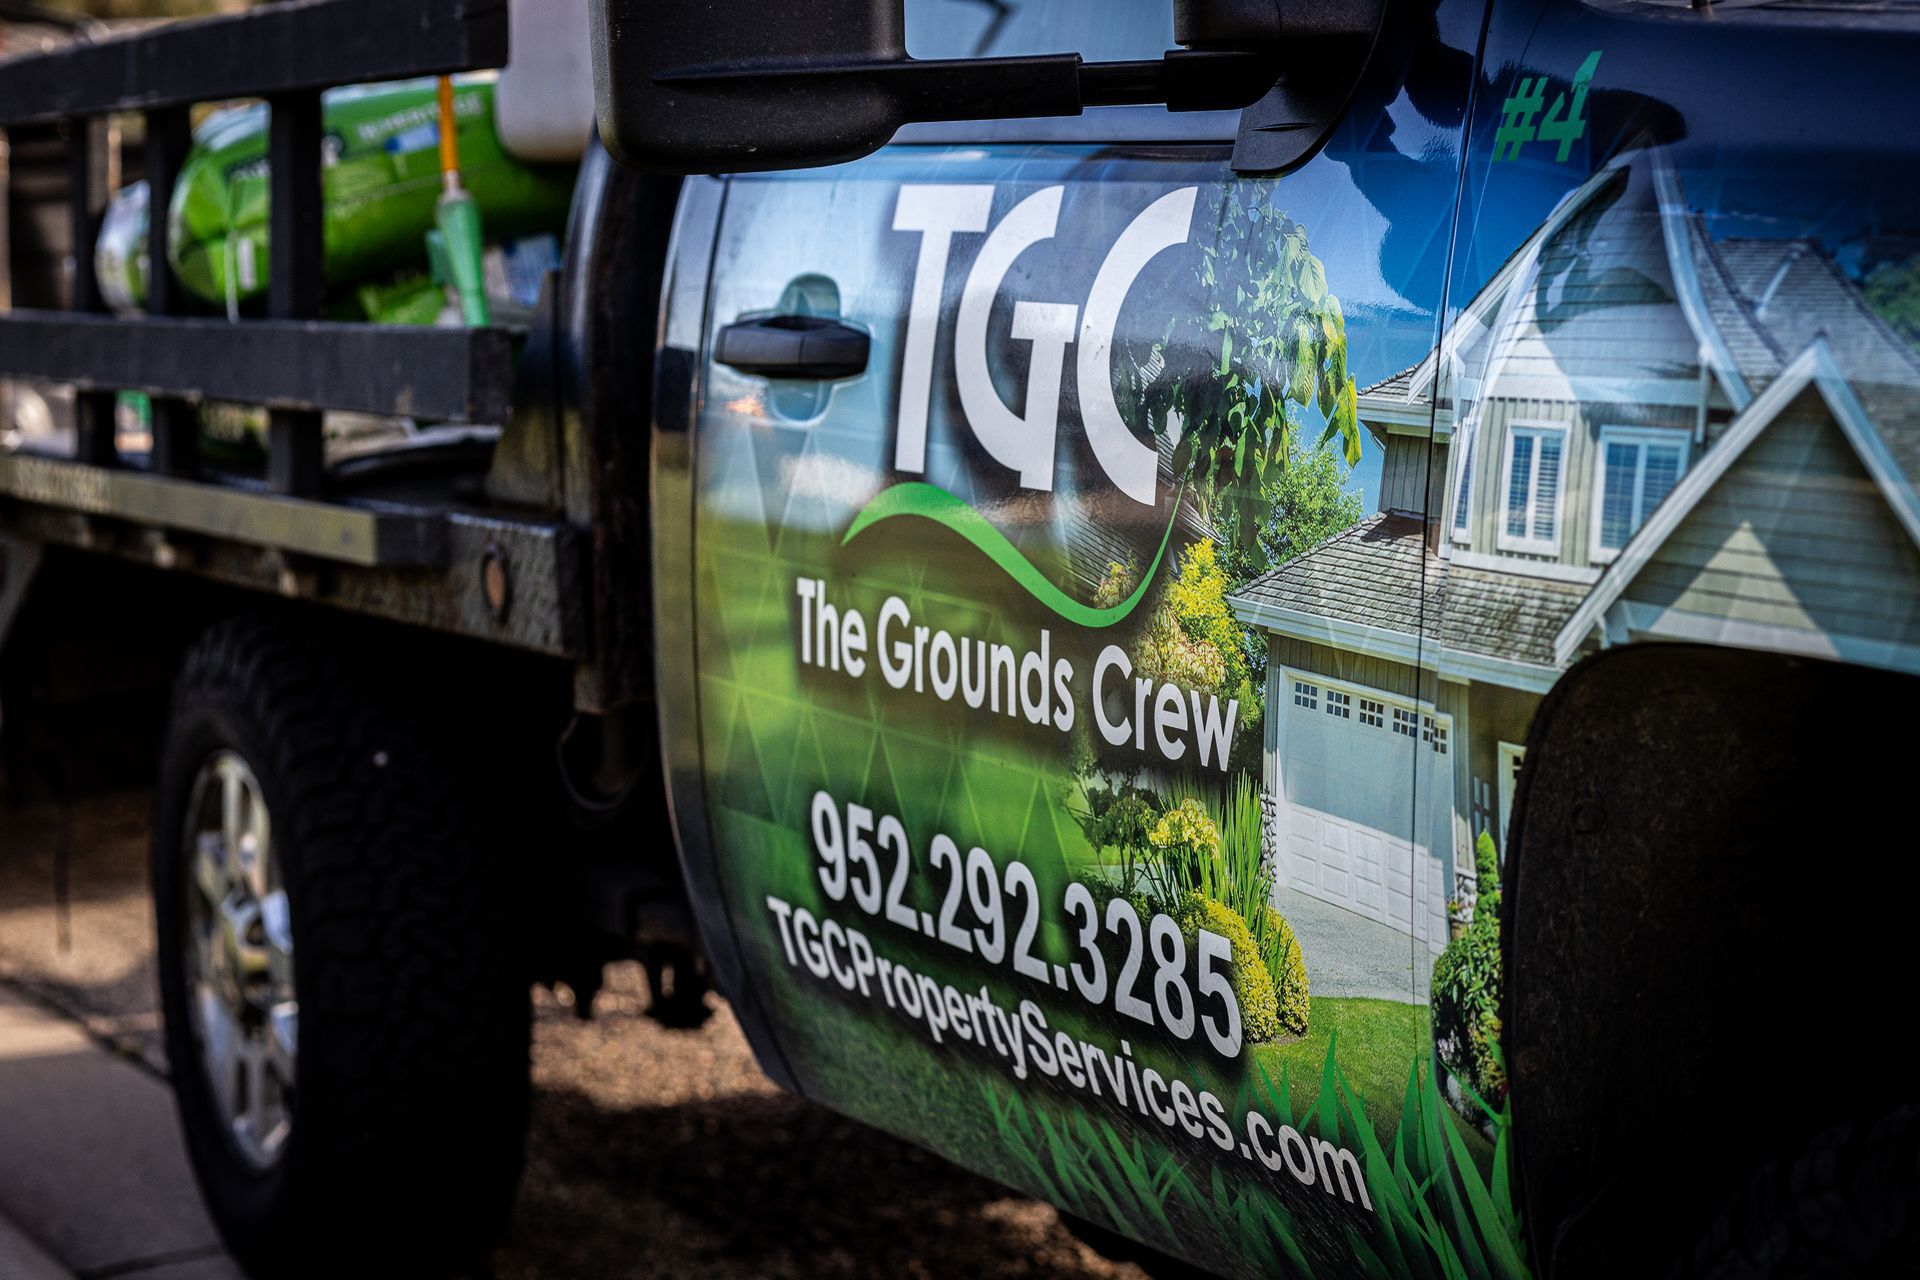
[{"left": 183, "top": 751, "right": 297, "bottom": 1171}]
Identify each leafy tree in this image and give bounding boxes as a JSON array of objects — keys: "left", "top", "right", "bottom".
[
  {"left": 1122, "top": 184, "right": 1361, "bottom": 552},
  {"left": 1095, "top": 544, "right": 1265, "bottom": 775},
  {"left": 1216, "top": 436, "right": 1365, "bottom": 590}
]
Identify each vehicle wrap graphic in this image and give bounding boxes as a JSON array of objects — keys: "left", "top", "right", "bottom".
[
  {"left": 686, "top": 129, "right": 1508, "bottom": 1275},
  {"left": 682, "top": 27, "right": 1920, "bottom": 1280},
  {"left": 840, "top": 479, "right": 1182, "bottom": 628}
]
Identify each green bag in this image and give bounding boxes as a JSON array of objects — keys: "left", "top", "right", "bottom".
[{"left": 167, "top": 75, "right": 574, "bottom": 311}]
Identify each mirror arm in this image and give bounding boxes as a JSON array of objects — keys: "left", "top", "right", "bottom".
[
  {"left": 654, "top": 54, "right": 1085, "bottom": 123},
  {"left": 1083, "top": 50, "right": 1281, "bottom": 112},
  {"left": 653, "top": 49, "right": 1279, "bottom": 128},
  {"left": 594, "top": 0, "right": 1389, "bottom": 175}
]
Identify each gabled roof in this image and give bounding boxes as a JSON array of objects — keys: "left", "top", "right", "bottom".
[
  {"left": 1056, "top": 429, "right": 1217, "bottom": 592},
  {"left": 1684, "top": 226, "right": 1783, "bottom": 389},
  {"left": 1356, "top": 158, "right": 1655, "bottom": 428},
  {"left": 1552, "top": 339, "right": 1920, "bottom": 663},
  {"left": 1271, "top": 152, "right": 1920, "bottom": 684},
  {"left": 1651, "top": 164, "right": 1757, "bottom": 409}
]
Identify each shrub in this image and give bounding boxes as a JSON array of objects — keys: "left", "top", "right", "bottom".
[
  {"left": 1261, "top": 906, "right": 1311, "bottom": 1037},
  {"left": 1213, "top": 773, "right": 1267, "bottom": 923},
  {"left": 1164, "top": 540, "right": 1251, "bottom": 695},
  {"left": 1432, "top": 830, "right": 1504, "bottom": 1110},
  {"left": 1474, "top": 828, "right": 1500, "bottom": 887},
  {"left": 1091, "top": 558, "right": 1137, "bottom": 611},
  {"left": 1175, "top": 892, "right": 1280, "bottom": 1045},
  {"left": 1077, "top": 871, "right": 1157, "bottom": 929},
  {"left": 1146, "top": 797, "right": 1220, "bottom": 904},
  {"left": 1152, "top": 777, "right": 1310, "bottom": 1039},
  {"left": 1149, "top": 797, "right": 1220, "bottom": 863},
  {"left": 1473, "top": 827, "right": 1502, "bottom": 920}
]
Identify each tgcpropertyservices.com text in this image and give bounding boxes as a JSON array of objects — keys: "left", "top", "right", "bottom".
[{"left": 766, "top": 893, "right": 1375, "bottom": 1213}]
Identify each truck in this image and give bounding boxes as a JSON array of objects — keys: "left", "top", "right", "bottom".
[{"left": 2, "top": 0, "right": 1917, "bottom": 1277}]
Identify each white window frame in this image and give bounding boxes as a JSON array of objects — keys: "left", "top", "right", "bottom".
[
  {"left": 1589, "top": 425, "right": 1689, "bottom": 564},
  {"left": 1495, "top": 421, "right": 1569, "bottom": 557},
  {"left": 1448, "top": 422, "right": 1477, "bottom": 545}
]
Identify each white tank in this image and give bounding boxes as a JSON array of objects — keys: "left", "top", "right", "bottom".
[{"left": 493, "top": 0, "right": 596, "bottom": 163}]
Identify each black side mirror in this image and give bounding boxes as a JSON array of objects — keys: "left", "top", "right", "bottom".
[{"left": 589, "top": 0, "right": 1383, "bottom": 177}]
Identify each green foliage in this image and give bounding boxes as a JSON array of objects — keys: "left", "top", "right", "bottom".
[
  {"left": 984, "top": 1037, "right": 1528, "bottom": 1280},
  {"left": 1864, "top": 254, "right": 1920, "bottom": 357},
  {"left": 1150, "top": 797, "right": 1221, "bottom": 866},
  {"left": 1131, "top": 187, "right": 1361, "bottom": 492},
  {"left": 1098, "top": 544, "right": 1264, "bottom": 760},
  {"left": 1261, "top": 906, "right": 1311, "bottom": 1038},
  {"left": 1474, "top": 829, "right": 1500, "bottom": 888},
  {"left": 1215, "top": 773, "right": 1268, "bottom": 919},
  {"left": 1164, "top": 541, "right": 1251, "bottom": 695},
  {"left": 1084, "top": 786, "right": 1155, "bottom": 853},
  {"left": 1075, "top": 780, "right": 1168, "bottom": 917},
  {"left": 986, "top": 1088, "right": 1196, "bottom": 1247},
  {"left": 1104, "top": 792, "right": 1209, "bottom": 907},
  {"left": 1080, "top": 775, "right": 1308, "bottom": 1042},
  {"left": 1189, "top": 776, "right": 1304, "bottom": 1034},
  {"left": 1176, "top": 891, "right": 1280, "bottom": 1045},
  {"left": 1216, "top": 436, "right": 1367, "bottom": 591},
  {"left": 1099, "top": 555, "right": 1230, "bottom": 697},
  {"left": 1473, "top": 829, "right": 1502, "bottom": 920},
  {"left": 1432, "top": 831, "right": 1506, "bottom": 1110},
  {"left": 1091, "top": 559, "right": 1136, "bottom": 612}
]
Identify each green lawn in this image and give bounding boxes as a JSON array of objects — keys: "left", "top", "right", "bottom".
[{"left": 1251, "top": 996, "right": 1428, "bottom": 1134}]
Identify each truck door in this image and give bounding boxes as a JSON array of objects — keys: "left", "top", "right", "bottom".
[{"left": 659, "top": 2, "right": 1509, "bottom": 1274}]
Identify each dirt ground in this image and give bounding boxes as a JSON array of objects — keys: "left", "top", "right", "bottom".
[{"left": 0, "top": 789, "right": 1148, "bottom": 1280}]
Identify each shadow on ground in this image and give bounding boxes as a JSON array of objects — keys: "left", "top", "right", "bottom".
[
  {"left": 508, "top": 1076, "right": 1120, "bottom": 1280},
  {"left": 0, "top": 790, "right": 1143, "bottom": 1280}
]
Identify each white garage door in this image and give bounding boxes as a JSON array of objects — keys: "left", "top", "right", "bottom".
[{"left": 1273, "top": 671, "right": 1452, "bottom": 953}]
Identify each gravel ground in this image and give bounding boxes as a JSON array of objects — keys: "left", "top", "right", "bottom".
[{"left": 0, "top": 789, "right": 1147, "bottom": 1280}]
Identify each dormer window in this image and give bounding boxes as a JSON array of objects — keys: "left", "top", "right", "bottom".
[
  {"left": 1496, "top": 422, "right": 1567, "bottom": 556},
  {"left": 1592, "top": 426, "right": 1687, "bottom": 561}
]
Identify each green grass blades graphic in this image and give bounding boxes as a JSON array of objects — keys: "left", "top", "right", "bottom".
[{"left": 985, "top": 1041, "right": 1528, "bottom": 1280}]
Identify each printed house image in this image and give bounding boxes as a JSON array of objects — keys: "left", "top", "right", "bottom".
[{"left": 1230, "top": 156, "right": 1920, "bottom": 957}]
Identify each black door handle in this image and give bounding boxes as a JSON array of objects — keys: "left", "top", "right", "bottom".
[{"left": 715, "top": 314, "right": 870, "bottom": 380}]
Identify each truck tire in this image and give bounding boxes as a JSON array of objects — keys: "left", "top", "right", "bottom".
[
  {"left": 152, "top": 615, "right": 530, "bottom": 1278},
  {"left": 1674, "top": 1103, "right": 1920, "bottom": 1279}
]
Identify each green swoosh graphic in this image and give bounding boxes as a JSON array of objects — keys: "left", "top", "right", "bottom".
[{"left": 841, "top": 481, "right": 1179, "bottom": 629}]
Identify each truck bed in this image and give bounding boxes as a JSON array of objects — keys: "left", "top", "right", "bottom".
[{"left": 0, "top": 0, "right": 591, "bottom": 666}]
